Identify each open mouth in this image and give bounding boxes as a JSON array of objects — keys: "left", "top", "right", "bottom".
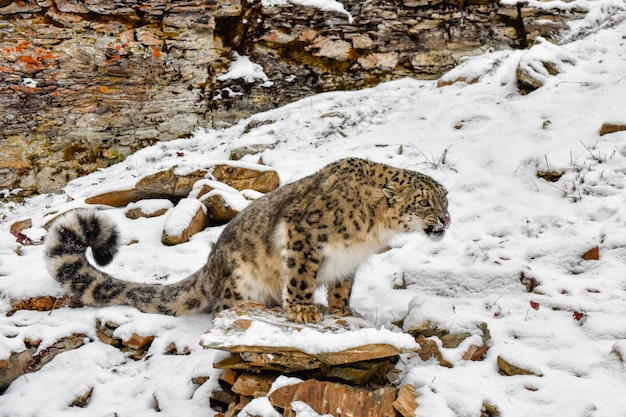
[{"left": 424, "top": 225, "right": 446, "bottom": 239}]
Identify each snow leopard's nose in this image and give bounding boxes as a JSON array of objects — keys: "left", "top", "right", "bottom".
[{"left": 440, "top": 214, "right": 451, "bottom": 229}]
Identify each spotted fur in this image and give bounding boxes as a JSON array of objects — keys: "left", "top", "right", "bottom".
[{"left": 45, "top": 158, "right": 450, "bottom": 323}]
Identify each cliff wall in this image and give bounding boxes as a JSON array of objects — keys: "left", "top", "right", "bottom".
[{"left": 0, "top": 0, "right": 581, "bottom": 196}]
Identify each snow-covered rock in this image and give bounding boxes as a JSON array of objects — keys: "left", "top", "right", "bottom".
[{"left": 162, "top": 198, "right": 208, "bottom": 246}]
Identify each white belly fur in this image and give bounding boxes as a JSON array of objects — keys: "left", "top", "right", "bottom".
[
  {"left": 273, "top": 221, "right": 399, "bottom": 286},
  {"left": 317, "top": 228, "right": 397, "bottom": 284}
]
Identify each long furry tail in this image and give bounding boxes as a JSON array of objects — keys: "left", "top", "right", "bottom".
[{"left": 44, "top": 210, "right": 212, "bottom": 315}]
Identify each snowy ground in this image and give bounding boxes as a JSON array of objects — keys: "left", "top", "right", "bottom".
[{"left": 1, "top": 1, "right": 626, "bottom": 416}]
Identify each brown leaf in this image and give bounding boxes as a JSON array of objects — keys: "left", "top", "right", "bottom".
[
  {"left": 582, "top": 246, "right": 599, "bottom": 261},
  {"left": 599, "top": 123, "right": 626, "bottom": 136}
]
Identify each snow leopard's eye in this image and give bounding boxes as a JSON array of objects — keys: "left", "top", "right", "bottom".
[{"left": 418, "top": 199, "right": 431, "bottom": 208}]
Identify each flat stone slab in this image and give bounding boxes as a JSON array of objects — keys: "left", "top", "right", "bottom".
[
  {"left": 201, "top": 303, "right": 418, "bottom": 385},
  {"left": 269, "top": 379, "right": 399, "bottom": 417},
  {"left": 201, "top": 302, "right": 419, "bottom": 358}
]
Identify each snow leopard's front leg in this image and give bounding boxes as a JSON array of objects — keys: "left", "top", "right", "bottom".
[{"left": 281, "top": 229, "right": 324, "bottom": 324}]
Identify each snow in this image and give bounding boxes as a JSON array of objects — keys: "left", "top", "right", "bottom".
[
  {"left": 261, "top": 0, "right": 353, "bottom": 23},
  {"left": 201, "top": 311, "right": 419, "bottom": 354},
  {"left": 2, "top": 2, "right": 626, "bottom": 416},
  {"left": 126, "top": 199, "right": 174, "bottom": 216},
  {"left": 499, "top": 0, "right": 586, "bottom": 12},
  {"left": 239, "top": 398, "right": 282, "bottom": 417},
  {"left": 517, "top": 36, "right": 577, "bottom": 86},
  {"left": 22, "top": 77, "right": 37, "bottom": 88},
  {"left": 291, "top": 401, "right": 333, "bottom": 417},
  {"left": 267, "top": 375, "right": 304, "bottom": 395},
  {"left": 217, "top": 52, "right": 274, "bottom": 87}
]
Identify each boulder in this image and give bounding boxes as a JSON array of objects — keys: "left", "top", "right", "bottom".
[
  {"left": 202, "top": 194, "right": 240, "bottom": 223},
  {"left": 211, "top": 165, "right": 280, "bottom": 193},
  {"left": 136, "top": 167, "right": 208, "bottom": 198},
  {"left": 85, "top": 189, "right": 148, "bottom": 207},
  {"left": 161, "top": 198, "right": 208, "bottom": 246},
  {"left": 83, "top": 164, "right": 278, "bottom": 211},
  {"left": 125, "top": 199, "right": 173, "bottom": 219}
]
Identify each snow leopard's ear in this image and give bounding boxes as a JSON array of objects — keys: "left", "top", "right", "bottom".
[{"left": 383, "top": 186, "right": 402, "bottom": 204}]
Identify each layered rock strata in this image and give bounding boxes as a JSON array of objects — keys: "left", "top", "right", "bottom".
[{"left": 0, "top": 0, "right": 583, "bottom": 196}]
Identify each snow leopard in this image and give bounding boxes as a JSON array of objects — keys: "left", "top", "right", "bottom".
[{"left": 45, "top": 158, "right": 450, "bottom": 323}]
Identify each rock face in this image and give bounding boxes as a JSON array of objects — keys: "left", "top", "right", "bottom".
[{"left": 0, "top": 0, "right": 582, "bottom": 197}]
